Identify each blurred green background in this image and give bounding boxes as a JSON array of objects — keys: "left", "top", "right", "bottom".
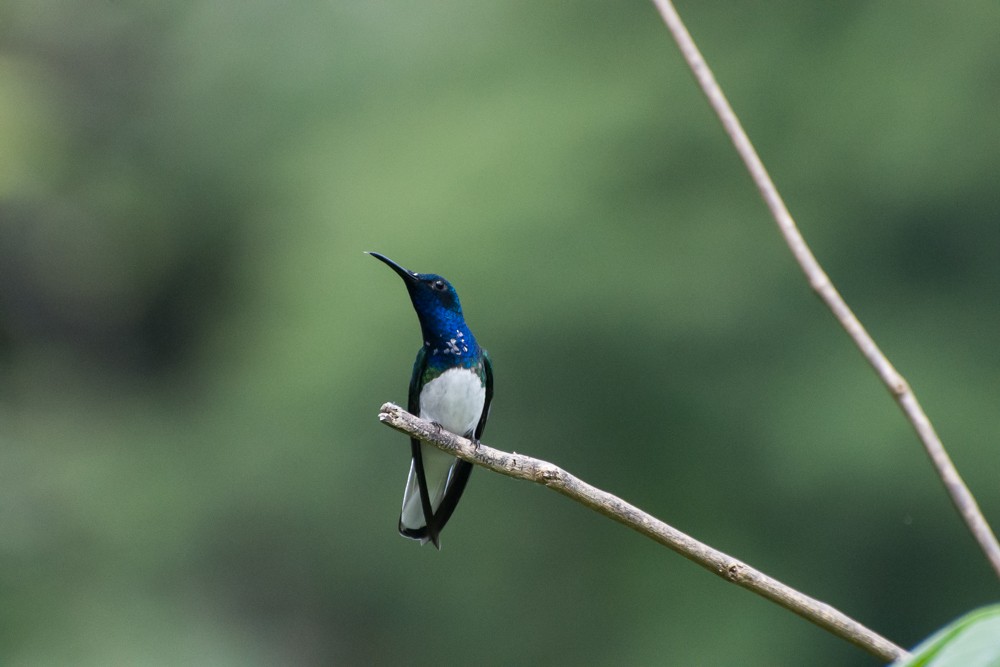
[{"left": 2, "top": 1, "right": 999, "bottom": 664}]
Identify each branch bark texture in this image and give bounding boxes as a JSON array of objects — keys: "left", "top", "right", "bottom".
[
  {"left": 649, "top": 0, "right": 1000, "bottom": 581},
  {"left": 379, "top": 403, "right": 909, "bottom": 663}
]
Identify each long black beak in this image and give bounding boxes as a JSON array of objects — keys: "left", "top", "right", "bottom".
[{"left": 367, "top": 251, "right": 418, "bottom": 283}]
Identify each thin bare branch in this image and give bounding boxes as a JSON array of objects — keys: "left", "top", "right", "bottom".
[
  {"left": 649, "top": 0, "right": 1000, "bottom": 580},
  {"left": 379, "top": 403, "right": 910, "bottom": 663}
]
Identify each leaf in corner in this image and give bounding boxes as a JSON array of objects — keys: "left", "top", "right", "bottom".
[{"left": 892, "top": 605, "right": 1000, "bottom": 667}]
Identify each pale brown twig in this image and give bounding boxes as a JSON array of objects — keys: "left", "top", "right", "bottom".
[
  {"left": 648, "top": 0, "right": 1000, "bottom": 581},
  {"left": 379, "top": 403, "right": 910, "bottom": 663}
]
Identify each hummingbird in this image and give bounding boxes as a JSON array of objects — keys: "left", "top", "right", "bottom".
[{"left": 368, "top": 252, "right": 493, "bottom": 548}]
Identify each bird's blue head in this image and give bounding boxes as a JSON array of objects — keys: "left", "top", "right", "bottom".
[{"left": 368, "top": 252, "right": 479, "bottom": 357}]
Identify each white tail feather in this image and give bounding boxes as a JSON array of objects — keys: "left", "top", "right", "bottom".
[{"left": 399, "top": 443, "right": 457, "bottom": 531}]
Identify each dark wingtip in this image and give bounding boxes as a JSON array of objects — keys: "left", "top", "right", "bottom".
[{"left": 397, "top": 460, "right": 474, "bottom": 550}]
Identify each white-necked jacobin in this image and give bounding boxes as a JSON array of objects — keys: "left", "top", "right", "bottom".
[{"left": 368, "top": 252, "right": 493, "bottom": 548}]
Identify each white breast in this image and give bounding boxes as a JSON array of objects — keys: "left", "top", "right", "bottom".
[{"left": 419, "top": 367, "right": 486, "bottom": 437}]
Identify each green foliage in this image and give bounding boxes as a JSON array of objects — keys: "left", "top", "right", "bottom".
[
  {"left": 1, "top": 1, "right": 999, "bottom": 665},
  {"left": 894, "top": 606, "right": 1000, "bottom": 667}
]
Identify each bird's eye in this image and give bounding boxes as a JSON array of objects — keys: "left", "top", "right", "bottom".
[{"left": 432, "top": 280, "right": 447, "bottom": 291}]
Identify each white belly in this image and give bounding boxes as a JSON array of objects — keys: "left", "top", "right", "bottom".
[{"left": 419, "top": 367, "right": 486, "bottom": 437}]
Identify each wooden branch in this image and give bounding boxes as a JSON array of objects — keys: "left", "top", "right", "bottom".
[
  {"left": 378, "top": 403, "right": 909, "bottom": 663},
  {"left": 649, "top": 0, "right": 1000, "bottom": 581}
]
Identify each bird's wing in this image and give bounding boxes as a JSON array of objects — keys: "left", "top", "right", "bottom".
[
  {"left": 474, "top": 349, "right": 493, "bottom": 442},
  {"left": 399, "top": 346, "right": 440, "bottom": 546}
]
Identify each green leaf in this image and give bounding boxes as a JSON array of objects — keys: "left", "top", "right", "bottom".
[{"left": 893, "top": 605, "right": 1000, "bottom": 667}]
